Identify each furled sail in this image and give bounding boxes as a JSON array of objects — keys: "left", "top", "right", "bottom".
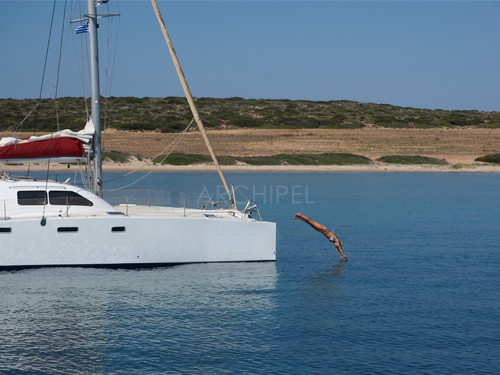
[{"left": 0, "top": 119, "right": 94, "bottom": 163}]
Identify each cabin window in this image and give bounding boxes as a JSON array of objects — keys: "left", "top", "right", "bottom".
[
  {"left": 17, "top": 191, "right": 48, "bottom": 205},
  {"left": 49, "top": 191, "right": 93, "bottom": 207},
  {"left": 57, "top": 227, "right": 78, "bottom": 233},
  {"left": 111, "top": 226, "right": 126, "bottom": 232},
  {"left": 0, "top": 228, "right": 12, "bottom": 233}
]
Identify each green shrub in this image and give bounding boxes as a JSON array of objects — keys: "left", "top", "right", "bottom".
[
  {"left": 103, "top": 150, "right": 130, "bottom": 163},
  {"left": 475, "top": 153, "right": 500, "bottom": 164},
  {"left": 150, "top": 152, "right": 373, "bottom": 166},
  {"left": 153, "top": 153, "right": 211, "bottom": 165},
  {"left": 377, "top": 155, "right": 448, "bottom": 165},
  {"left": 2, "top": 97, "right": 500, "bottom": 133},
  {"left": 227, "top": 116, "right": 263, "bottom": 128}
]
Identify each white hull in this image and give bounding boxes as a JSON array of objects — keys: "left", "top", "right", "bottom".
[
  {"left": 0, "top": 214, "right": 276, "bottom": 269},
  {"left": 0, "top": 176, "right": 276, "bottom": 269}
]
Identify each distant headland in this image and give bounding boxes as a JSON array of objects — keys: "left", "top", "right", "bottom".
[{"left": 1, "top": 97, "right": 499, "bottom": 172}]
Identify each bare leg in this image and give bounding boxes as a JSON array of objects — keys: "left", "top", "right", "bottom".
[{"left": 293, "top": 213, "right": 326, "bottom": 232}]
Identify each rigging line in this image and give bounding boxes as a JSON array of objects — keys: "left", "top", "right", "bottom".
[
  {"left": 103, "top": 117, "right": 195, "bottom": 183},
  {"left": 103, "top": 118, "right": 194, "bottom": 185},
  {"left": 3, "top": 98, "right": 47, "bottom": 136},
  {"left": 109, "top": 1, "right": 120, "bottom": 98},
  {"left": 38, "top": 0, "right": 57, "bottom": 100},
  {"left": 77, "top": 154, "right": 91, "bottom": 191},
  {"left": 103, "top": 1, "right": 120, "bottom": 130},
  {"left": 42, "top": 0, "right": 67, "bottom": 221},
  {"left": 102, "top": 118, "right": 195, "bottom": 183},
  {"left": 35, "top": 0, "right": 57, "bottom": 135},
  {"left": 87, "top": 155, "right": 92, "bottom": 191},
  {"left": 8, "top": 102, "right": 39, "bottom": 178},
  {"left": 102, "top": 1, "right": 120, "bottom": 131},
  {"left": 77, "top": 0, "right": 90, "bottom": 117},
  {"left": 53, "top": 0, "right": 68, "bottom": 131},
  {"left": 103, "top": 2, "right": 112, "bottom": 130},
  {"left": 82, "top": 35, "right": 89, "bottom": 118},
  {"left": 104, "top": 119, "right": 194, "bottom": 191},
  {"left": 82, "top": 27, "right": 90, "bottom": 117},
  {"left": 70, "top": 2, "right": 89, "bottom": 118},
  {"left": 41, "top": 117, "right": 56, "bottom": 222},
  {"left": 75, "top": 160, "right": 88, "bottom": 191}
]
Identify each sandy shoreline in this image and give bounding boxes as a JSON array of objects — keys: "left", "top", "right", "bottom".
[
  {"left": 1, "top": 128, "right": 498, "bottom": 174},
  {"left": 2, "top": 160, "right": 498, "bottom": 174}
]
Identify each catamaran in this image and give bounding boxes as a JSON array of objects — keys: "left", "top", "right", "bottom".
[{"left": 0, "top": 0, "right": 276, "bottom": 269}]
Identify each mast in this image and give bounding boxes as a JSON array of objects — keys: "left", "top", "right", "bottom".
[
  {"left": 151, "top": 0, "right": 235, "bottom": 207},
  {"left": 88, "top": 0, "right": 103, "bottom": 197}
]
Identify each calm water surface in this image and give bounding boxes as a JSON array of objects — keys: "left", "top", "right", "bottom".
[{"left": 1, "top": 172, "right": 499, "bottom": 374}]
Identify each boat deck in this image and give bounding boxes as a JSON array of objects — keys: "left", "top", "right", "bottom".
[{"left": 113, "top": 204, "right": 252, "bottom": 220}]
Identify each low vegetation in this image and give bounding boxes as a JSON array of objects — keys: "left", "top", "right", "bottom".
[
  {"left": 1, "top": 97, "right": 500, "bottom": 133},
  {"left": 152, "top": 153, "right": 222, "bottom": 165},
  {"left": 153, "top": 153, "right": 373, "bottom": 166},
  {"left": 103, "top": 150, "right": 142, "bottom": 163},
  {"left": 475, "top": 153, "right": 500, "bottom": 164},
  {"left": 376, "top": 155, "right": 448, "bottom": 165},
  {"left": 235, "top": 153, "right": 372, "bottom": 166}
]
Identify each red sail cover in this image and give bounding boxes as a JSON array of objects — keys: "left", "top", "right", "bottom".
[{"left": 0, "top": 137, "right": 85, "bottom": 159}]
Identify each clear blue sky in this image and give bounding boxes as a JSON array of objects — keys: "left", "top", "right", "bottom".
[{"left": 1, "top": 0, "right": 499, "bottom": 111}]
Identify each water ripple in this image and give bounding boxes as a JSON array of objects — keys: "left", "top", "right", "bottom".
[{"left": 1, "top": 173, "right": 499, "bottom": 374}]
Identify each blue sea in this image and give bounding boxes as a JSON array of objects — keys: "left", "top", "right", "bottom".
[{"left": 1, "top": 172, "right": 499, "bottom": 374}]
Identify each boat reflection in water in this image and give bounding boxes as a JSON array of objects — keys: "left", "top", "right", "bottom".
[{"left": 0, "top": 262, "right": 278, "bottom": 373}]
